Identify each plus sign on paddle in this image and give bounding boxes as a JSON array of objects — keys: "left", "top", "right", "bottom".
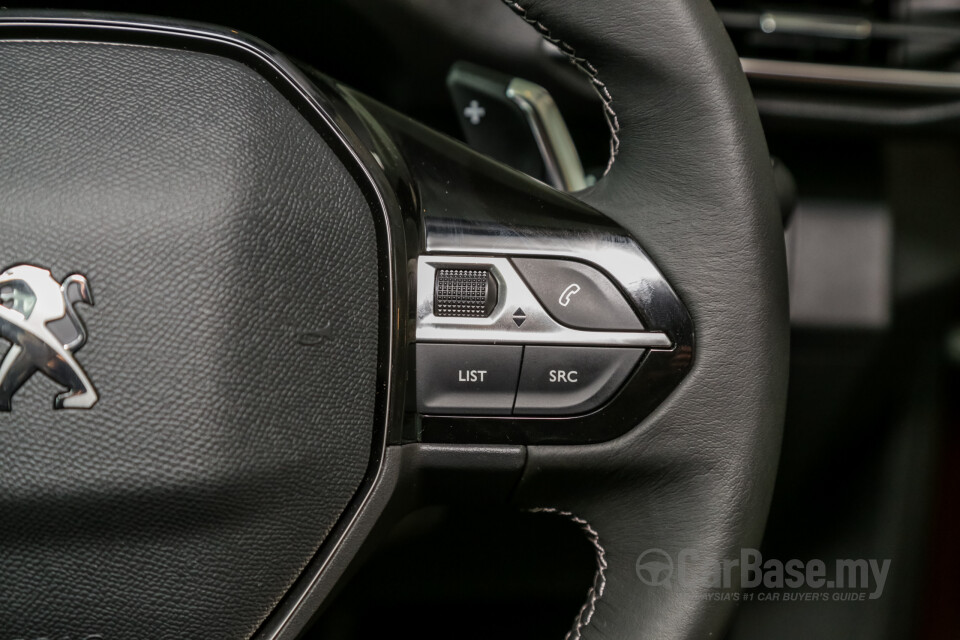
[{"left": 463, "top": 99, "right": 486, "bottom": 125}]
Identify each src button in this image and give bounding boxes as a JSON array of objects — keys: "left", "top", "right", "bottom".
[
  {"left": 514, "top": 346, "right": 643, "bottom": 415},
  {"left": 511, "top": 257, "right": 644, "bottom": 331}
]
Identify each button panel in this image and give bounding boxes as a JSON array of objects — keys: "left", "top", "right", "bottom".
[
  {"left": 415, "top": 254, "right": 668, "bottom": 418},
  {"left": 416, "top": 256, "right": 670, "bottom": 349},
  {"left": 416, "top": 343, "right": 643, "bottom": 416}
]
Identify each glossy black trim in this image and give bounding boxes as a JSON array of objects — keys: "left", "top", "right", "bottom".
[
  {"left": 0, "top": 12, "right": 405, "bottom": 640},
  {"left": 345, "top": 91, "right": 695, "bottom": 445}
]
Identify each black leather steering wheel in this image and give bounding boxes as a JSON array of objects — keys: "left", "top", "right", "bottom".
[{"left": 0, "top": 2, "right": 788, "bottom": 639}]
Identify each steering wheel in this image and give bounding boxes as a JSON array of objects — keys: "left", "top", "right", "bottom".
[{"left": 0, "top": 2, "right": 788, "bottom": 639}]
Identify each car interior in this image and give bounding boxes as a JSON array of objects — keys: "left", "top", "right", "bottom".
[{"left": 0, "top": 1, "right": 957, "bottom": 639}]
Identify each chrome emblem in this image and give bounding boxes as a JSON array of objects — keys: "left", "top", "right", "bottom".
[{"left": 0, "top": 265, "right": 97, "bottom": 410}]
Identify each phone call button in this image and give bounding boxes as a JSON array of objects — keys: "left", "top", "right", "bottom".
[{"left": 510, "top": 257, "right": 644, "bottom": 331}]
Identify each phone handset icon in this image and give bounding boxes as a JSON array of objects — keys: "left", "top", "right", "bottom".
[{"left": 558, "top": 283, "right": 581, "bottom": 307}]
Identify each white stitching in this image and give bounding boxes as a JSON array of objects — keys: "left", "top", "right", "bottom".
[
  {"left": 501, "top": 0, "right": 621, "bottom": 174},
  {"left": 530, "top": 507, "right": 607, "bottom": 640}
]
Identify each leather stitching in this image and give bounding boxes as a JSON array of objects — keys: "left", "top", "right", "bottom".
[
  {"left": 501, "top": 0, "right": 621, "bottom": 174},
  {"left": 530, "top": 507, "right": 607, "bottom": 640}
]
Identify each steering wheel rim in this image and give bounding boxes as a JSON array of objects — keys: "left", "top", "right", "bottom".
[
  {"left": 0, "top": 3, "right": 788, "bottom": 639},
  {"left": 498, "top": 0, "right": 790, "bottom": 637}
]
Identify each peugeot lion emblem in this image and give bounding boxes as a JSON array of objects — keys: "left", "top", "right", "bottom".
[{"left": 0, "top": 264, "right": 98, "bottom": 411}]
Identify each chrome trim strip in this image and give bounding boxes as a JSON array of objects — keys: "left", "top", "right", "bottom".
[
  {"left": 741, "top": 57, "right": 960, "bottom": 94},
  {"left": 725, "top": 11, "right": 874, "bottom": 40},
  {"left": 417, "top": 256, "right": 671, "bottom": 348},
  {"left": 757, "top": 12, "right": 872, "bottom": 39}
]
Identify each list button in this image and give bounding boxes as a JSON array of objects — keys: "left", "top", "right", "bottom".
[{"left": 416, "top": 344, "right": 523, "bottom": 415}]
